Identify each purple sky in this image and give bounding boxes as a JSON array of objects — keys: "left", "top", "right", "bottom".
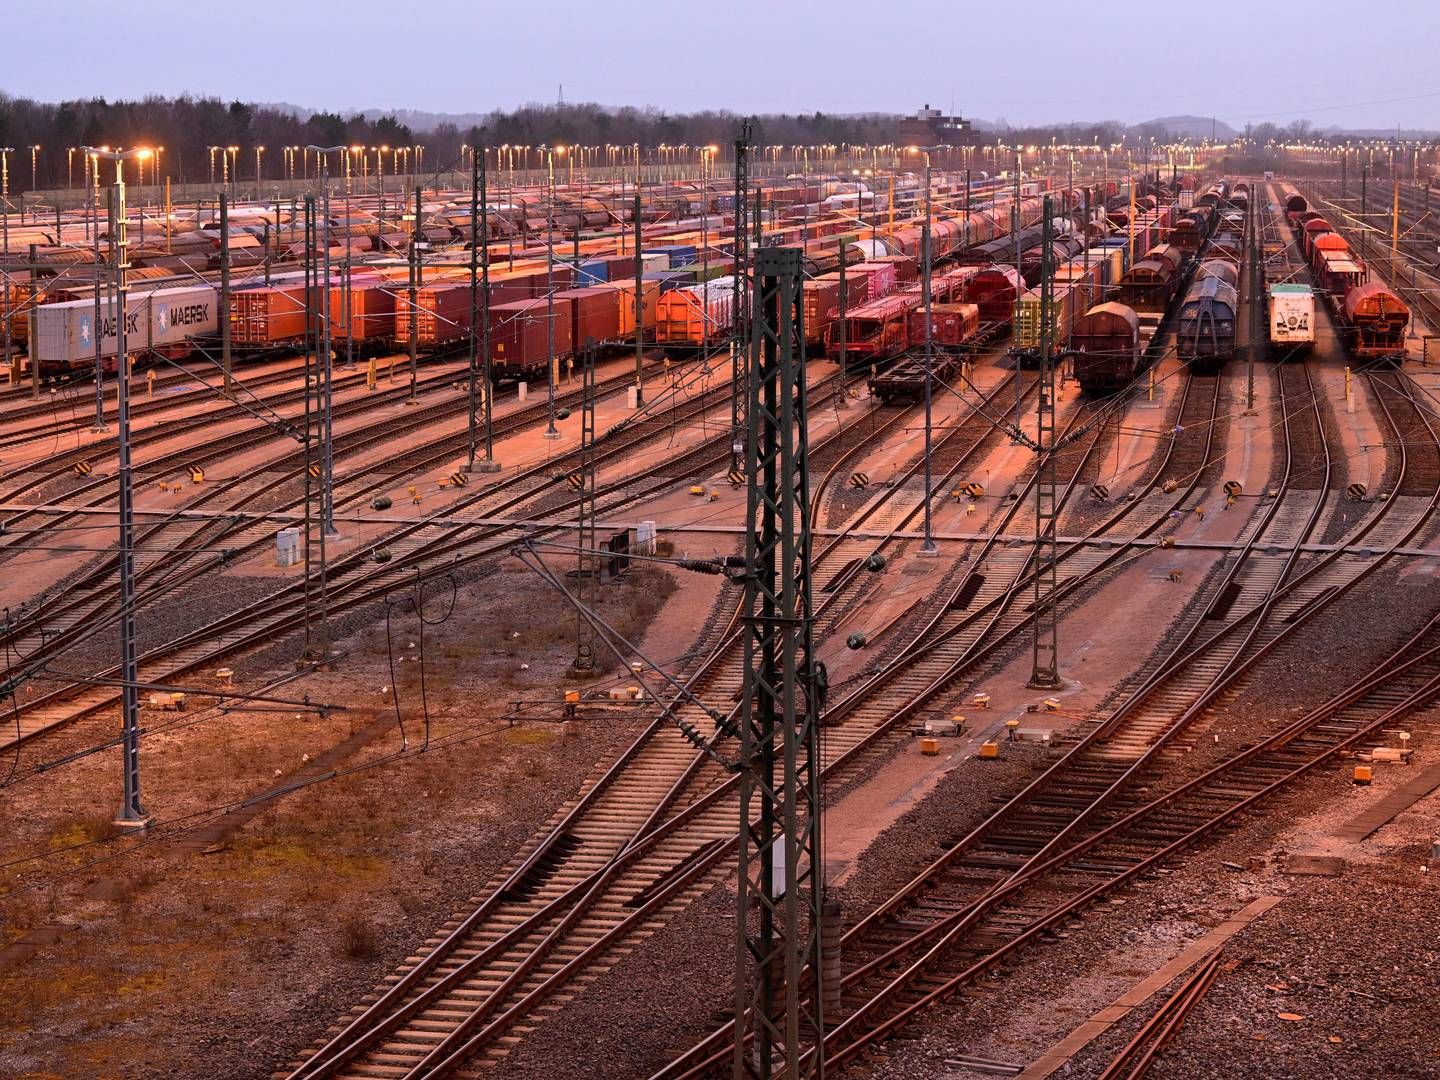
[{"left": 6, "top": 0, "right": 1437, "bottom": 131}]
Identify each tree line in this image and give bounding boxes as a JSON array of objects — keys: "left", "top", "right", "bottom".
[{"left": 3, "top": 91, "right": 1321, "bottom": 193}]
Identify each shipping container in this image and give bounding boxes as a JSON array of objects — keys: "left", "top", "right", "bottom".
[
  {"left": 329, "top": 277, "right": 391, "bottom": 342},
  {"left": 1267, "top": 283, "right": 1315, "bottom": 356},
  {"left": 613, "top": 280, "right": 661, "bottom": 338},
  {"left": 554, "top": 287, "right": 623, "bottom": 348},
  {"left": 647, "top": 244, "right": 698, "bottom": 268},
  {"left": 231, "top": 284, "right": 309, "bottom": 347},
  {"left": 490, "top": 298, "right": 574, "bottom": 378},
  {"left": 575, "top": 259, "right": 610, "bottom": 285},
  {"left": 643, "top": 270, "right": 694, "bottom": 294},
  {"left": 33, "top": 285, "right": 220, "bottom": 373},
  {"left": 400, "top": 284, "right": 477, "bottom": 349},
  {"left": 655, "top": 277, "right": 735, "bottom": 344}
]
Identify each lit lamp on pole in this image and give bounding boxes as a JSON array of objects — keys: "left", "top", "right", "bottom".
[{"left": 82, "top": 143, "right": 154, "bottom": 828}]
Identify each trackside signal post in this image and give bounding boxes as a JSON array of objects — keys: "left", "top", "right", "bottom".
[{"left": 734, "top": 246, "right": 826, "bottom": 1079}]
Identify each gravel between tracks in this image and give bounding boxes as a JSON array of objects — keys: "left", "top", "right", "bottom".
[
  {"left": 0, "top": 556, "right": 709, "bottom": 1080},
  {"left": 842, "top": 562, "right": 1440, "bottom": 1080}
]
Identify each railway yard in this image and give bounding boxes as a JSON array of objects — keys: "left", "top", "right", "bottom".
[{"left": 1, "top": 132, "right": 1439, "bottom": 1080}]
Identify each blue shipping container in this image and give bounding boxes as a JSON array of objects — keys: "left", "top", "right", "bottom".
[
  {"left": 576, "top": 259, "right": 610, "bottom": 285},
  {"left": 648, "top": 244, "right": 697, "bottom": 267}
]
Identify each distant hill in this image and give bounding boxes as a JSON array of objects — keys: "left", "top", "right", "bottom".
[{"left": 1137, "top": 115, "right": 1238, "bottom": 140}]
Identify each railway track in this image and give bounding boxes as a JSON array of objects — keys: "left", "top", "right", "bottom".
[
  {"left": 273, "top": 361, "right": 1046, "bottom": 1079},
  {"left": 0, "top": 348, "right": 766, "bottom": 751},
  {"left": 0, "top": 351, "right": 355, "bottom": 450},
  {"left": 275, "top": 362, "right": 1249, "bottom": 1078},
  {"left": 657, "top": 358, "right": 1440, "bottom": 1076},
  {"left": 0, "top": 352, "right": 685, "bottom": 681}
]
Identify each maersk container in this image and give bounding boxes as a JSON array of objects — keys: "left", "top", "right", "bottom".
[
  {"left": 32, "top": 296, "right": 145, "bottom": 370},
  {"left": 32, "top": 285, "right": 219, "bottom": 372},
  {"left": 147, "top": 286, "right": 220, "bottom": 348}
]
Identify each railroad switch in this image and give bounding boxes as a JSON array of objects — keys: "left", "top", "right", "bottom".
[
  {"left": 1006, "top": 718, "right": 1021, "bottom": 740},
  {"left": 972, "top": 694, "right": 990, "bottom": 709}
]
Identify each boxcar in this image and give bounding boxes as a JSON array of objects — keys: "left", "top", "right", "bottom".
[
  {"left": 1072, "top": 302, "right": 1144, "bottom": 395},
  {"left": 961, "top": 265, "right": 1025, "bottom": 326}
]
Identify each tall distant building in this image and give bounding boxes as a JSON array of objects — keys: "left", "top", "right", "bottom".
[{"left": 898, "top": 104, "right": 980, "bottom": 147}]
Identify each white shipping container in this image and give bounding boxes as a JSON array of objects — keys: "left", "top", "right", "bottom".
[
  {"left": 680, "top": 276, "right": 735, "bottom": 333},
  {"left": 1268, "top": 285, "right": 1315, "bottom": 349},
  {"left": 31, "top": 285, "right": 220, "bottom": 368},
  {"left": 32, "top": 295, "right": 145, "bottom": 368},
  {"left": 147, "top": 286, "right": 220, "bottom": 348}
]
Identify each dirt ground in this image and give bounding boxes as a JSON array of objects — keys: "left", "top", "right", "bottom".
[{"left": 0, "top": 552, "right": 712, "bottom": 1080}]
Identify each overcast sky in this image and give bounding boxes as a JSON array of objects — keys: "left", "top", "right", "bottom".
[{"left": 6, "top": 0, "right": 1437, "bottom": 131}]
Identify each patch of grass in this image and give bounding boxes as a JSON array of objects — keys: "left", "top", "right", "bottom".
[
  {"left": 49, "top": 815, "right": 119, "bottom": 850},
  {"left": 338, "top": 914, "right": 378, "bottom": 960}
]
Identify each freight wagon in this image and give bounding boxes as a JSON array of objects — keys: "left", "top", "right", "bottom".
[
  {"left": 1267, "top": 283, "right": 1314, "bottom": 357},
  {"left": 867, "top": 351, "right": 963, "bottom": 405},
  {"left": 654, "top": 278, "right": 735, "bottom": 345},
  {"left": 1175, "top": 275, "right": 1237, "bottom": 374},
  {"left": 960, "top": 265, "right": 1025, "bottom": 327},
  {"left": 489, "top": 298, "right": 574, "bottom": 380},
  {"left": 1344, "top": 282, "right": 1409, "bottom": 358},
  {"left": 1115, "top": 244, "right": 1185, "bottom": 315},
  {"left": 32, "top": 285, "right": 219, "bottom": 376},
  {"left": 1072, "top": 303, "right": 1152, "bottom": 395},
  {"left": 828, "top": 293, "right": 916, "bottom": 367},
  {"left": 906, "top": 302, "right": 981, "bottom": 352}
]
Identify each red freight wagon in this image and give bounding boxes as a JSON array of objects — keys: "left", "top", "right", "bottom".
[
  {"left": 871, "top": 254, "right": 918, "bottom": 285},
  {"left": 829, "top": 293, "right": 917, "bottom": 364},
  {"left": 554, "top": 287, "right": 622, "bottom": 348},
  {"left": 1344, "top": 282, "right": 1409, "bottom": 357},
  {"left": 490, "top": 298, "right": 574, "bottom": 380},
  {"left": 931, "top": 265, "right": 981, "bottom": 304},
  {"left": 331, "top": 277, "right": 392, "bottom": 342},
  {"left": 846, "top": 261, "right": 900, "bottom": 300},
  {"left": 398, "top": 284, "right": 477, "bottom": 349},
  {"left": 230, "top": 285, "right": 308, "bottom": 347},
  {"left": 961, "top": 265, "right": 1025, "bottom": 326},
  {"left": 908, "top": 302, "right": 981, "bottom": 350}
]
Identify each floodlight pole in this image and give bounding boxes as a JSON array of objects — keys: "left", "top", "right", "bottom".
[{"left": 85, "top": 145, "right": 151, "bottom": 828}]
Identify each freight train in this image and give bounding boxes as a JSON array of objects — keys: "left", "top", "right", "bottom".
[{"left": 1294, "top": 210, "right": 1410, "bottom": 359}]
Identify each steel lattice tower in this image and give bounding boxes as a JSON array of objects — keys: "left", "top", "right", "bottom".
[
  {"left": 573, "top": 342, "right": 597, "bottom": 672},
  {"left": 1030, "top": 196, "right": 1062, "bottom": 689},
  {"left": 733, "top": 246, "right": 826, "bottom": 1079},
  {"left": 731, "top": 120, "right": 753, "bottom": 469}
]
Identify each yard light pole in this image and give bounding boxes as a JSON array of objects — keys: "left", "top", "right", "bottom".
[
  {"left": 917, "top": 147, "right": 939, "bottom": 556},
  {"left": 84, "top": 144, "right": 153, "bottom": 829},
  {"left": 0, "top": 148, "right": 11, "bottom": 255},
  {"left": 307, "top": 145, "right": 345, "bottom": 535},
  {"left": 543, "top": 145, "right": 562, "bottom": 439}
]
